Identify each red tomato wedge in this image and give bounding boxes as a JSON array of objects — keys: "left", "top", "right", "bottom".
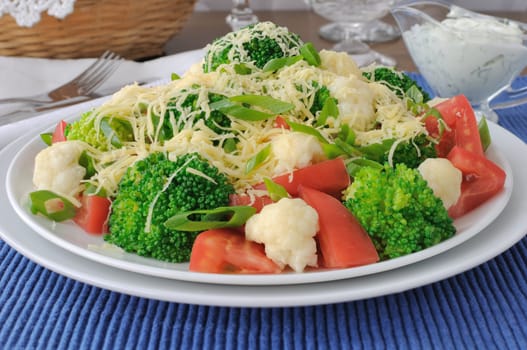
[
  {"left": 424, "top": 95, "right": 483, "bottom": 157},
  {"left": 298, "top": 186, "right": 379, "bottom": 269},
  {"left": 447, "top": 146, "right": 506, "bottom": 218},
  {"left": 273, "top": 116, "right": 290, "bottom": 129},
  {"left": 73, "top": 194, "right": 111, "bottom": 234},
  {"left": 229, "top": 193, "right": 273, "bottom": 213},
  {"left": 189, "top": 229, "right": 282, "bottom": 274},
  {"left": 52, "top": 120, "right": 68, "bottom": 144},
  {"left": 255, "top": 158, "right": 350, "bottom": 198}
]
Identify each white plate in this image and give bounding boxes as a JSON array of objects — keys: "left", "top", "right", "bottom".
[
  {"left": 0, "top": 121, "right": 526, "bottom": 307},
  {"left": 4, "top": 101, "right": 513, "bottom": 285}
]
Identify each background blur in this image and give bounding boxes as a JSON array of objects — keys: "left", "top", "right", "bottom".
[{"left": 195, "top": 0, "right": 527, "bottom": 11}]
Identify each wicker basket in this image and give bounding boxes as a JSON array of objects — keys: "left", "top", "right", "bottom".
[{"left": 0, "top": 0, "right": 197, "bottom": 59}]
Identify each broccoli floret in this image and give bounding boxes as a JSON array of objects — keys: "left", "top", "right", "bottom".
[
  {"left": 383, "top": 134, "right": 437, "bottom": 169},
  {"left": 155, "top": 89, "right": 231, "bottom": 141},
  {"left": 66, "top": 111, "right": 134, "bottom": 151},
  {"left": 343, "top": 163, "right": 455, "bottom": 260},
  {"left": 356, "top": 134, "right": 437, "bottom": 169},
  {"left": 310, "top": 83, "right": 337, "bottom": 117},
  {"left": 105, "top": 152, "right": 235, "bottom": 263},
  {"left": 203, "top": 21, "right": 303, "bottom": 72},
  {"left": 363, "top": 67, "right": 431, "bottom": 103}
]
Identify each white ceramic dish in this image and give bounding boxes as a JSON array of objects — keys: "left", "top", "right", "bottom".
[
  {"left": 3, "top": 101, "right": 513, "bottom": 285},
  {"left": 0, "top": 120, "right": 526, "bottom": 306}
]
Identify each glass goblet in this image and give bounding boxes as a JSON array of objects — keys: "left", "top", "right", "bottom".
[
  {"left": 310, "top": 0, "right": 397, "bottom": 66},
  {"left": 226, "top": 0, "right": 258, "bottom": 32}
]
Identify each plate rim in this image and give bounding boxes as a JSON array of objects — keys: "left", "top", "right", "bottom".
[
  {"left": 4, "top": 106, "right": 514, "bottom": 286},
  {"left": 0, "top": 118, "right": 525, "bottom": 307}
]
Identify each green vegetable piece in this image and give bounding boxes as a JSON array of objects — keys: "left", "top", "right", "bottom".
[
  {"left": 405, "top": 85, "right": 424, "bottom": 104},
  {"left": 478, "top": 117, "right": 491, "bottom": 151},
  {"left": 246, "top": 144, "right": 271, "bottom": 174},
  {"left": 262, "top": 55, "right": 302, "bottom": 72},
  {"left": 346, "top": 158, "right": 383, "bottom": 177},
  {"left": 99, "top": 117, "right": 133, "bottom": 148},
  {"left": 229, "top": 94, "right": 294, "bottom": 114},
  {"left": 286, "top": 120, "right": 327, "bottom": 144},
  {"left": 263, "top": 178, "right": 289, "bottom": 201},
  {"left": 84, "top": 183, "right": 107, "bottom": 197},
  {"left": 321, "top": 143, "right": 345, "bottom": 159},
  {"left": 338, "top": 124, "right": 355, "bottom": 145},
  {"left": 29, "top": 190, "right": 77, "bottom": 222},
  {"left": 344, "top": 163, "right": 456, "bottom": 260},
  {"left": 316, "top": 97, "right": 339, "bottom": 127},
  {"left": 209, "top": 99, "right": 275, "bottom": 121},
  {"left": 234, "top": 63, "right": 253, "bottom": 75},
  {"left": 300, "top": 42, "right": 321, "bottom": 66},
  {"left": 165, "top": 206, "right": 256, "bottom": 231},
  {"left": 171, "top": 73, "right": 181, "bottom": 81},
  {"left": 79, "top": 150, "right": 96, "bottom": 179},
  {"left": 223, "top": 138, "right": 238, "bottom": 153},
  {"left": 40, "top": 133, "right": 53, "bottom": 146}
]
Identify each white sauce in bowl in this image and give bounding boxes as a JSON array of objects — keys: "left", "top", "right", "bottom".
[{"left": 403, "top": 10, "right": 527, "bottom": 104}]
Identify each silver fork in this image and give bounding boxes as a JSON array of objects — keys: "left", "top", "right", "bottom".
[{"left": 0, "top": 50, "right": 123, "bottom": 106}]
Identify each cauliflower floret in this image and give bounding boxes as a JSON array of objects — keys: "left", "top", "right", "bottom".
[
  {"left": 327, "top": 75, "right": 376, "bottom": 131},
  {"left": 319, "top": 49, "right": 362, "bottom": 78},
  {"left": 418, "top": 158, "right": 462, "bottom": 209},
  {"left": 271, "top": 131, "right": 325, "bottom": 176},
  {"left": 33, "top": 141, "right": 88, "bottom": 199},
  {"left": 245, "top": 197, "right": 319, "bottom": 272}
]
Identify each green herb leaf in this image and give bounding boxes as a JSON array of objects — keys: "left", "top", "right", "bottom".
[
  {"left": 165, "top": 206, "right": 256, "bottom": 231},
  {"left": 246, "top": 144, "right": 271, "bottom": 174},
  {"left": 263, "top": 178, "right": 289, "bottom": 201},
  {"left": 300, "top": 42, "right": 321, "bottom": 66},
  {"left": 171, "top": 73, "right": 181, "bottom": 81},
  {"left": 29, "top": 190, "right": 77, "bottom": 222}
]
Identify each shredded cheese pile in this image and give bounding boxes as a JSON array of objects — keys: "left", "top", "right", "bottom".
[{"left": 78, "top": 48, "right": 425, "bottom": 197}]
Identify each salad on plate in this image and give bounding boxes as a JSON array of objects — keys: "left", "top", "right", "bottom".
[{"left": 27, "top": 22, "right": 506, "bottom": 274}]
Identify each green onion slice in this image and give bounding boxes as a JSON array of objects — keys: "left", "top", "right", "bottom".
[
  {"left": 209, "top": 99, "right": 275, "bottom": 121},
  {"left": 478, "top": 116, "right": 491, "bottom": 151},
  {"left": 165, "top": 206, "right": 256, "bottom": 231},
  {"left": 263, "top": 178, "right": 289, "bottom": 202},
  {"left": 171, "top": 72, "right": 181, "bottom": 81},
  {"left": 316, "top": 97, "right": 339, "bottom": 127},
  {"left": 262, "top": 55, "right": 302, "bottom": 72},
  {"left": 29, "top": 190, "right": 77, "bottom": 222},
  {"left": 234, "top": 63, "right": 252, "bottom": 75},
  {"left": 346, "top": 158, "right": 383, "bottom": 177},
  {"left": 246, "top": 144, "right": 271, "bottom": 174},
  {"left": 229, "top": 95, "right": 294, "bottom": 114},
  {"left": 300, "top": 42, "right": 321, "bottom": 67},
  {"left": 40, "top": 133, "right": 53, "bottom": 146},
  {"left": 286, "top": 121, "right": 327, "bottom": 144}
]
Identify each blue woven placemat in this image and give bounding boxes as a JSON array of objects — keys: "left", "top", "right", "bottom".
[{"left": 1, "top": 75, "right": 526, "bottom": 350}]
